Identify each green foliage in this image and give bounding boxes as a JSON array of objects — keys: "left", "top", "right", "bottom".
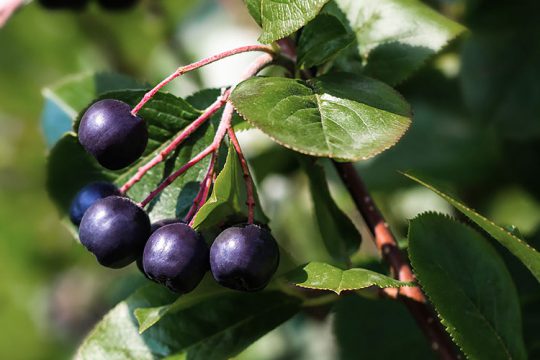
[
  {"left": 230, "top": 73, "right": 411, "bottom": 161},
  {"left": 405, "top": 173, "right": 540, "bottom": 283},
  {"left": 333, "top": 0, "right": 466, "bottom": 85},
  {"left": 76, "top": 285, "right": 301, "bottom": 360},
  {"left": 24, "top": 0, "right": 540, "bottom": 358},
  {"left": 286, "top": 262, "right": 410, "bottom": 294},
  {"left": 246, "top": 0, "right": 331, "bottom": 44},
  {"left": 408, "top": 213, "right": 527, "bottom": 360},
  {"left": 297, "top": 13, "right": 355, "bottom": 68},
  {"left": 298, "top": 157, "right": 360, "bottom": 263}
]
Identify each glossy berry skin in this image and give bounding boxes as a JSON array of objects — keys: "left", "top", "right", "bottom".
[
  {"left": 79, "top": 196, "right": 150, "bottom": 268},
  {"left": 210, "top": 224, "right": 279, "bottom": 292},
  {"left": 69, "top": 181, "right": 120, "bottom": 226},
  {"left": 97, "top": 0, "right": 139, "bottom": 10},
  {"left": 78, "top": 99, "right": 148, "bottom": 170},
  {"left": 38, "top": 0, "right": 88, "bottom": 10},
  {"left": 143, "top": 223, "right": 209, "bottom": 293},
  {"left": 137, "top": 219, "right": 184, "bottom": 278}
]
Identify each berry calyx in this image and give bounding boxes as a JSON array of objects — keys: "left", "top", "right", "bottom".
[
  {"left": 69, "top": 181, "right": 120, "bottom": 226},
  {"left": 142, "top": 223, "right": 209, "bottom": 293},
  {"left": 78, "top": 99, "right": 148, "bottom": 170},
  {"left": 210, "top": 224, "right": 279, "bottom": 292},
  {"left": 79, "top": 196, "right": 150, "bottom": 268}
]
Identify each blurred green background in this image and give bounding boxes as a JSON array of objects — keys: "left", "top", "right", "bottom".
[{"left": 0, "top": 0, "right": 539, "bottom": 359}]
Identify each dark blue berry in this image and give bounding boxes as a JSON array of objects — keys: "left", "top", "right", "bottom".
[
  {"left": 210, "top": 224, "right": 279, "bottom": 292},
  {"left": 78, "top": 99, "right": 148, "bottom": 170},
  {"left": 69, "top": 181, "right": 120, "bottom": 226},
  {"left": 143, "top": 223, "right": 208, "bottom": 293},
  {"left": 79, "top": 196, "right": 150, "bottom": 268}
]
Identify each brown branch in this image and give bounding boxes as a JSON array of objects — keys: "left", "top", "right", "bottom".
[{"left": 333, "top": 161, "right": 460, "bottom": 360}]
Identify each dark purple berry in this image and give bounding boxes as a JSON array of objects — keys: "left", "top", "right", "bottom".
[
  {"left": 38, "top": 0, "right": 88, "bottom": 10},
  {"left": 97, "top": 0, "right": 139, "bottom": 10},
  {"left": 69, "top": 181, "right": 120, "bottom": 226},
  {"left": 136, "top": 219, "right": 183, "bottom": 278},
  {"left": 210, "top": 224, "right": 279, "bottom": 292},
  {"left": 78, "top": 99, "right": 148, "bottom": 170},
  {"left": 143, "top": 223, "right": 209, "bottom": 293},
  {"left": 79, "top": 196, "right": 150, "bottom": 268}
]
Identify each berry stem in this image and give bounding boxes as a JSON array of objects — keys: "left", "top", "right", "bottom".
[
  {"left": 138, "top": 53, "right": 274, "bottom": 209},
  {"left": 131, "top": 44, "right": 275, "bottom": 115},
  {"left": 333, "top": 161, "right": 460, "bottom": 360},
  {"left": 227, "top": 126, "right": 255, "bottom": 224},
  {"left": 185, "top": 150, "right": 217, "bottom": 225},
  {"left": 0, "top": 0, "right": 23, "bottom": 27},
  {"left": 120, "top": 91, "right": 229, "bottom": 194}
]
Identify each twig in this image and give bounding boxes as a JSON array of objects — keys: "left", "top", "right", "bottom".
[
  {"left": 131, "top": 45, "right": 275, "bottom": 115},
  {"left": 138, "top": 54, "right": 274, "bottom": 208},
  {"left": 333, "top": 161, "right": 460, "bottom": 360},
  {"left": 227, "top": 126, "right": 255, "bottom": 224},
  {"left": 120, "top": 91, "right": 228, "bottom": 194},
  {"left": 185, "top": 151, "right": 217, "bottom": 224}
]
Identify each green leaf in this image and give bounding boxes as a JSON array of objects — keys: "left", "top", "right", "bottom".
[
  {"left": 333, "top": 295, "right": 436, "bottom": 360},
  {"left": 286, "top": 262, "right": 411, "bottom": 294},
  {"left": 230, "top": 73, "right": 411, "bottom": 161},
  {"left": 408, "top": 213, "right": 527, "bottom": 360},
  {"left": 298, "top": 157, "right": 360, "bottom": 263},
  {"left": 47, "top": 90, "right": 216, "bottom": 225},
  {"left": 297, "top": 13, "right": 355, "bottom": 68},
  {"left": 334, "top": 0, "right": 466, "bottom": 85},
  {"left": 243, "top": 0, "right": 262, "bottom": 26},
  {"left": 256, "top": 0, "right": 331, "bottom": 44},
  {"left": 405, "top": 172, "right": 540, "bottom": 283},
  {"left": 134, "top": 276, "right": 230, "bottom": 333},
  {"left": 191, "top": 144, "right": 267, "bottom": 235},
  {"left": 76, "top": 286, "right": 301, "bottom": 360},
  {"left": 41, "top": 73, "right": 146, "bottom": 147}
]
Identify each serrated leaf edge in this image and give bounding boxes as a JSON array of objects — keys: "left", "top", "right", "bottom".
[{"left": 408, "top": 212, "right": 518, "bottom": 360}]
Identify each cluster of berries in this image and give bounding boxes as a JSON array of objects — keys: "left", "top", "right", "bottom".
[
  {"left": 69, "top": 99, "right": 279, "bottom": 293},
  {"left": 38, "top": 0, "right": 138, "bottom": 11}
]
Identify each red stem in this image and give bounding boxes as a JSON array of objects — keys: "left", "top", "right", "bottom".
[
  {"left": 120, "top": 91, "right": 229, "bottom": 194},
  {"left": 137, "top": 53, "right": 274, "bottom": 208},
  {"left": 131, "top": 44, "right": 274, "bottom": 115},
  {"left": 227, "top": 126, "right": 255, "bottom": 224},
  {"left": 185, "top": 151, "right": 217, "bottom": 224},
  {"left": 333, "top": 162, "right": 459, "bottom": 360}
]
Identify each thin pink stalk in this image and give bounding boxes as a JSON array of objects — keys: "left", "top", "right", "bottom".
[
  {"left": 227, "top": 127, "right": 255, "bottom": 224},
  {"left": 0, "top": 0, "right": 23, "bottom": 28},
  {"left": 138, "top": 102, "right": 235, "bottom": 208},
  {"left": 131, "top": 44, "right": 274, "bottom": 115},
  {"left": 184, "top": 151, "right": 217, "bottom": 224},
  {"left": 120, "top": 91, "right": 229, "bottom": 194},
  {"left": 138, "top": 53, "right": 274, "bottom": 209}
]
